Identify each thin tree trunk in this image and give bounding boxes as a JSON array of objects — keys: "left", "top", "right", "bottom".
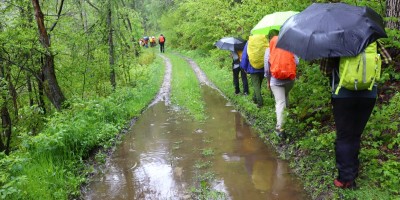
[
  {"left": 0, "top": 64, "right": 12, "bottom": 155},
  {"left": 31, "top": 0, "right": 66, "bottom": 110},
  {"left": 78, "top": 0, "right": 90, "bottom": 98},
  {"left": 107, "top": 7, "right": 116, "bottom": 91},
  {"left": 1, "top": 106, "right": 12, "bottom": 155},
  {"left": 6, "top": 66, "right": 18, "bottom": 118},
  {"left": 386, "top": 0, "right": 400, "bottom": 30},
  {"left": 26, "top": 72, "right": 34, "bottom": 106},
  {"left": 37, "top": 60, "right": 46, "bottom": 114}
]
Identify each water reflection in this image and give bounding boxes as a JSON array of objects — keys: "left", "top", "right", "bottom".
[{"left": 84, "top": 86, "right": 308, "bottom": 200}]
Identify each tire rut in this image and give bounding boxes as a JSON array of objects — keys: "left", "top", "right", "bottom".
[{"left": 148, "top": 54, "right": 172, "bottom": 107}]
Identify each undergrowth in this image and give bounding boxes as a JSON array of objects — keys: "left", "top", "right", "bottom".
[{"left": 0, "top": 51, "right": 164, "bottom": 200}]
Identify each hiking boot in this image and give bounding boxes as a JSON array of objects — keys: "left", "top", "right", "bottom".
[
  {"left": 333, "top": 179, "right": 356, "bottom": 189},
  {"left": 243, "top": 92, "right": 249, "bottom": 96},
  {"left": 275, "top": 128, "right": 286, "bottom": 139}
]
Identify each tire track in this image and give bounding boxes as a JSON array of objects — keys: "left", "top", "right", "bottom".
[
  {"left": 182, "top": 56, "right": 217, "bottom": 89},
  {"left": 148, "top": 54, "right": 172, "bottom": 107}
]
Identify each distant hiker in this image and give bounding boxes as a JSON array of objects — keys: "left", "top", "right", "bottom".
[
  {"left": 159, "top": 34, "right": 166, "bottom": 53},
  {"left": 240, "top": 40, "right": 265, "bottom": 108},
  {"left": 264, "top": 30, "right": 298, "bottom": 137},
  {"left": 139, "top": 38, "right": 144, "bottom": 47},
  {"left": 319, "top": 41, "right": 391, "bottom": 189},
  {"left": 231, "top": 50, "right": 249, "bottom": 95},
  {"left": 144, "top": 36, "right": 149, "bottom": 48},
  {"left": 150, "top": 36, "right": 156, "bottom": 47}
]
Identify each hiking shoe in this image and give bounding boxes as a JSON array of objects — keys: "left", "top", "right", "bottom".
[
  {"left": 243, "top": 92, "right": 248, "bottom": 96},
  {"left": 275, "top": 128, "right": 286, "bottom": 139},
  {"left": 333, "top": 179, "right": 356, "bottom": 189}
]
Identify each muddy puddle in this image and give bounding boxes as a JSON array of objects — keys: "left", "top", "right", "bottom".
[{"left": 84, "top": 87, "right": 308, "bottom": 200}]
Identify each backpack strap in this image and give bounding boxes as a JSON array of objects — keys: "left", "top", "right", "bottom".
[
  {"left": 335, "top": 59, "right": 349, "bottom": 95},
  {"left": 362, "top": 52, "right": 367, "bottom": 83},
  {"left": 368, "top": 53, "right": 380, "bottom": 90}
]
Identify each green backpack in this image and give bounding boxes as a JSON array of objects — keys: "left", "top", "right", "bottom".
[{"left": 335, "top": 42, "right": 381, "bottom": 95}]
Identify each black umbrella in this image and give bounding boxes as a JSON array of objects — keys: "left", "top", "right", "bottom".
[
  {"left": 215, "top": 37, "right": 246, "bottom": 51},
  {"left": 276, "top": 3, "right": 387, "bottom": 61}
]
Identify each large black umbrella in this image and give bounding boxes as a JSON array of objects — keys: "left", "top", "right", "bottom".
[
  {"left": 276, "top": 3, "right": 387, "bottom": 61},
  {"left": 215, "top": 37, "right": 246, "bottom": 51}
]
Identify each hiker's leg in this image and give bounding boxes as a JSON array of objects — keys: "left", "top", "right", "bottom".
[
  {"left": 250, "top": 74, "right": 263, "bottom": 106},
  {"left": 240, "top": 68, "right": 249, "bottom": 94},
  {"left": 232, "top": 68, "right": 240, "bottom": 94},
  {"left": 283, "top": 81, "right": 294, "bottom": 108},
  {"left": 333, "top": 98, "right": 356, "bottom": 182},
  {"left": 350, "top": 97, "right": 376, "bottom": 179},
  {"left": 271, "top": 85, "right": 286, "bottom": 129},
  {"left": 332, "top": 97, "right": 375, "bottom": 182},
  {"left": 255, "top": 73, "right": 264, "bottom": 106}
]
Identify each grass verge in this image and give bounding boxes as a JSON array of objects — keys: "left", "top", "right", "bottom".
[{"left": 167, "top": 52, "right": 207, "bottom": 121}]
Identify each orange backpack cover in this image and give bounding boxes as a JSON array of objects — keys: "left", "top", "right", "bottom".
[
  {"left": 159, "top": 35, "right": 165, "bottom": 43},
  {"left": 269, "top": 36, "right": 296, "bottom": 80}
]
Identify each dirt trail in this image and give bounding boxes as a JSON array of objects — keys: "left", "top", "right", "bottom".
[
  {"left": 149, "top": 53, "right": 223, "bottom": 108},
  {"left": 148, "top": 54, "right": 172, "bottom": 107},
  {"left": 83, "top": 53, "right": 308, "bottom": 200},
  {"left": 181, "top": 56, "right": 218, "bottom": 89}
]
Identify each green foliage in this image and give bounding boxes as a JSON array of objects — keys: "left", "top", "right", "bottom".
[
  {"left": 0, "top": 153, "right": 25, "bottom": 200},
  {"left": 0, "top": 54, "right": 163, "bottom": 199},
  {"left": 190, "top": 171, "right": 226, "bottom": 200},
  {"left": 138, "top": 49, "right": 157, "bottom": 66},
  {"left": 159, "top": 0, "right": 312, "bottom": 52},
  {"left": 168, "top": 53, "right": 207, "bottom": 121},
  {"left": 201, "top": 148, "right": 215, "bottom": 157}
]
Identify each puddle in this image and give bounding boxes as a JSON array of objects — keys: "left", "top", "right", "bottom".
[{"left": 84, "top": 87, "right": 308, "bottom": 199}]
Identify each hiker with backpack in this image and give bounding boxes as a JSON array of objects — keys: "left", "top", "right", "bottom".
[
  {"left": 231, "top": 50, "right": 249, "bottom": 95},
  {"left": 264, "top": 30, "right": 299, "bottom": 137},
  {"left": 159, "top": 34, "right": 166, "bottom": 53},
  {"left": 240, "top": 35, "right": 267, "bottom": 108},
  {"left": 319, "top": 41, "right": 391, "bottom": 189}
]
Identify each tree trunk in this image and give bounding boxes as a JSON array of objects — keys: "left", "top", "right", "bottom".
[
  {"left": 37, "top": 64, "right": 46, "bottom": 114},
  {"left": 1, "top": 106, "right": 12, "bottom": 155},
  {"left": 6, "top": 66, "right": 18, "bottom": 118},
  {"left": 26, "top": 72, "right": 34, "bottom": 106},
  {"left": 107, "top": 7, "right": 116, "bottom": 91},
  {"left": 386, "top": 0, "right": 400, "bottom": 30},
  {"left": 31, "top": 0, "right": 66, "bottom": 110},
  {"left": 0, "top": 64, "right": 12, "bottom": 155}
]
